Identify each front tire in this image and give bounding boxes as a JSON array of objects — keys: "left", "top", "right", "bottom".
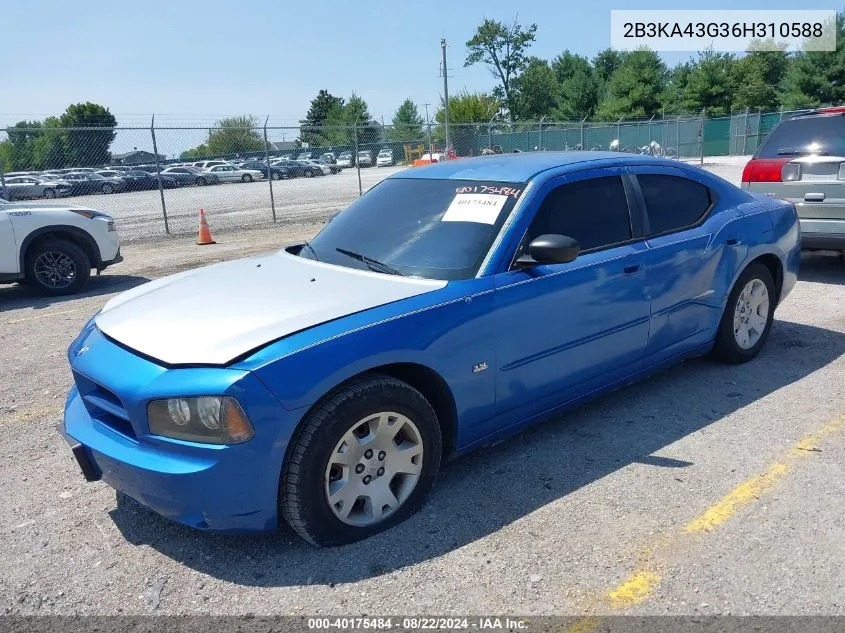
[
  {"left": 713, "top": 262, "right": 775, "bottom": 364},
  {"left": 271, "top": 171, "right": 281, "bottom": 181},
  {"left": 26, "top": 239, "right": 90, "bottom": 296},
  {"left": 196, "top": 177, "right": 207, "bottom": 186},
  {"left": 242, "top": 174, "right": 253, "bottom": 183},
  {"left": 43, "top": 188, "right": 56, "bottom": 199},
  {"left": 281, "top": 375, "right": 442, "bottom": 547},
  {"left": 101, "top": 183, "right": 113, "bottom": 194}
]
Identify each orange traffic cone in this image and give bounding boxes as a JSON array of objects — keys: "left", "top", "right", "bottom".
[{"left": 197, "top": 209, "right": 216, "bottom": 245}]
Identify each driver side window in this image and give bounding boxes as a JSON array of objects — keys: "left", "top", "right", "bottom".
[{"left": 522, "top": 176, "right": 633, "bottom": 255}]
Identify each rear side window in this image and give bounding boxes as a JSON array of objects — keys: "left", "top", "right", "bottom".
[
  {"left": 756, "top": 115, "right": 845, "bottom": 158},
  {"left": 526, "top": 176, "right": 632, "bottom": 252},
  {"left": 638, "top": 174, "right": 711, "bottom": 235}
]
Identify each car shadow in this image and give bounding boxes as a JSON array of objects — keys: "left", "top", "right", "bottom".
[
  {"left": 800, "top": 251, "right": 844, "bottom": 286},
  {"left": 109, "top": 318, "right": 845, "bottom": 587},
  {"left": 0, "top": 274, "right": 149, "bottom": 313}
]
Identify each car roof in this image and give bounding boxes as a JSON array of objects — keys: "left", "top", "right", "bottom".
[{"left": 392, "top": 151, "right": 687, "bottom": 182}]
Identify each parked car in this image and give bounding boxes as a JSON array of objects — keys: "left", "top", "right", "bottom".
[
  {"left": 741, "top": 106, "right": 845, "bottom": 253},
  {"left": 303, "top": 159, "right": 332, "bottom": 176},
  {"left": 120, "top": 170, "right": 180, "bottom": 191},
  {"left": 271, "top": 159, "right": 323, "bottom": 178},
  {"left": 317, "top": 157, "right": 343, "bottom": 174},
  {"left": 2, "top": 176, "right": 72, "bottom": 200},
  {"left": 319, "top": 152, "right": 337, "bottom": 163},
  {"left": 297, "top": 151, "right": 314, "bottom": 161},
  {"left": 238, "top": 161, "right": 292, "bottom": 181},
  {"left": 357, "top": 150, "right": 374, "bottom": 167},
  {"left": 204, "top": 164, "right": 264, "bottom": 183},
  {"left": 0, "top": 198, "right": 121, "bottom": 295},
  {"left": 161, "top": 166, "right": 220, "bottom": 186},
  {"left": 192, "top": 160, "right": 230, "bottom": 171},
  {"left": 336, "top": 152, "right": 354, "bottom": 168},
  {"left": 59, "top": 152, "right": 799, "bottom": 546},
  {"left": 376, "top": 149, "right": 395, "bottom": 167},
  {"left": 62, "top": 172, "right": 127, "bottom": 195}
]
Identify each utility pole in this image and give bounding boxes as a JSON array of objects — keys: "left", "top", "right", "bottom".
[
  {"left": 441, "top": 38, "right": 450, "bottom": 159},
  {"left": 424, "top": 103, "right": 433, "bottom": 153}
]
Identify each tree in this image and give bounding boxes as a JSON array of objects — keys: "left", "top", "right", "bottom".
[
  {"left": 182, "top": 115, "right": 263, "bottom": 159},
  {"left": 512, "top": 58, "right": 558, "bottom": 120},
  {"left": 661, "top": 61, "right": 692, "bottom": 114},
  {"left": 595, "top": 49, "right": 666, "bottom": 120},
  {"left": 592, "top": 48, "right": 627, "bottom": 85},
  {"left": 4, "top": 121, "right": 42, "bottom": 170},
  {"left": 299, "top": 89, "right": 345, "bottom": 147},
  {"left": 732, "top": 49, "right": 789, "bottom": 111},
  {"left": 782, "top": 13, "right": 845, "bottom": 108},
  {"left": 551, "top": 51, "right": 599, "bottom": 119},
  {"left": 464, "top": 17, "right": 537, "bottom": 120},
  {"left": 31, "top": 117, "right": 66, "bottom": 170},
  {"left": 59, "top": 102, "right": 117, "bottom": 167},
  {"left": 435, "top": 91, "right": 500, "bottom": 153},
  {"left": 388, "top": 99, "right": 425, "bottom": 142},
  {"left": 682, "top": 51, "right": 736, "bottom": 116}
]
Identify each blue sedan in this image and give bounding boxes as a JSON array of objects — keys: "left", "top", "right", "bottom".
[{"left": 61, "top": 152, "right": 800, "bottom": 546}]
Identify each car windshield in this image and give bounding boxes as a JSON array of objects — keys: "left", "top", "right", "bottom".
[
  {"left": 756, "top": 115, "right": 845, "bottom": 158},
  {"left": 299, "top": 178, "right": 526, "bottom": 280},
  {"left": 358, "top": 151, "right": 369, "bottom": 156}
]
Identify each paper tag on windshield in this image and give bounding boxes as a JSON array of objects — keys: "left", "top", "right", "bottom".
[{"left": 441, "top": 194, "right": 508, "bottom": 225}]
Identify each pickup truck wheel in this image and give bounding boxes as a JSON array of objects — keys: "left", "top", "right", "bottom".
[
  {"left": 713, "top": 262, "right": 775, "bottom": 364},
  {"left": 281, "top": 375, "right": 442, "bottom": 547},
  {"left": 26, "top": 239, "right": 90, "bottom": 296}
]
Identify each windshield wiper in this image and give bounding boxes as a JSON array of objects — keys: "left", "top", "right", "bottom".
[
  {"left": 301, "top": 241, "right": 319, "bottom": 261},
  {"left": 335, "top": 247, "right": 405, "bottom": 276},
  {"left": 776, "top": 147, "right": 829, "bottom": 156}
]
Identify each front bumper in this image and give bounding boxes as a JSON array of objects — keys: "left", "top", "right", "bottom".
[{"left": 61, "top": 324, "right": 299, "bottom": 533}]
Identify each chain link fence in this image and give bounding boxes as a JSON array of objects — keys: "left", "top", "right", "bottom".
[{"left": 0, "top": 107, "right": 830, "bottom": 241}]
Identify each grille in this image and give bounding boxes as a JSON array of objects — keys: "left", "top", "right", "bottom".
[{"left": 73, "top": 371, "right": 137, "bottom": 441}]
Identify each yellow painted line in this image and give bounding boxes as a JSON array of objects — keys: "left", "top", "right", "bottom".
[
  {"left": 3, "top": 308, "right": 80, "bottom": 325},
  {"left": 1, "top": 405, "right": 63, "bottom": 425},
  {"left": 791, "top": 415, "right": 845, "bottom": 456},
  {"left": 605, "top": 570, "right": 662, "bottom": 609},
  {"left": 684, "top": 462, "right": 790, "bottom": 533},
  {"left": 686, "top": 414, "right": 845, "bottom": 534},
  {"left": 565, "top": 414, "right": 845, "bottom": 621}
]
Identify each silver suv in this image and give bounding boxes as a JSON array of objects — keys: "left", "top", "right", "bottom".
[{"left": 742, "top": 107, "right": 845, "bottom": 252}]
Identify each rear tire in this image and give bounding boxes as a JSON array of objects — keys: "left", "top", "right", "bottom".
[
  {"left": 271, "top": 172, "right": 281, "bottom": 181},
  {"left": 713, "top": 262, "right": 775, "bottom": 364},
  {"left": 242, "top": 174, "right": 253, "bottom": 183},
  {"left": 101, "top": 184, "right": 113, "bottom": 194},
  {"left": 26, "top": 239, "right": 90, "bottom": 296},
  {"left": 281, "top": 375, "right": 442, "bottom": 547},
  {"left": 196, "top": 177, "right": 206, "bottom": 186},
  {"left": 43, "top": 188, "right": 56, "bottom": 199}
]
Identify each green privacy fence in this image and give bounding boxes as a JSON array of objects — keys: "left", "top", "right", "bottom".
[{"left": 448, "top": 107, "right": 821, "bottom": 159}]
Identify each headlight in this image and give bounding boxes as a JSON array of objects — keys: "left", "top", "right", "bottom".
[{"left": 148, "top": 396, "right": 254, "bottom": 444}]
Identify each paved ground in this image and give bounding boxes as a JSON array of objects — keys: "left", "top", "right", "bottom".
[{"left": 1, "top": 157, "right": 844, "bottom": 617}]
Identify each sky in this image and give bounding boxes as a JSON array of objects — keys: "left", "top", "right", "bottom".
[{"left": 1, "top": 0, "right": 836, "bottom": 156}]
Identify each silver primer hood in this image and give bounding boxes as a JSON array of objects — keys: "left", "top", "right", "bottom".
[{"left": 95, "top": 250, "right": 446, "bottom": 365}]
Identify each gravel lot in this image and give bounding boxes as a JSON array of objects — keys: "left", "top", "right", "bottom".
[
  {"left": 53, "top": 166, "right": 405, "bottom": 240},
  {"left": 46, "top": 155, "right": 749, "bottom": 243},
  {"left": 1, "top": 156, "right": 844, "bottom": 617}
]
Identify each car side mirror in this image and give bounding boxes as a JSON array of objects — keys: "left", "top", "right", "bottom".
[{"left": 515, "top": 234, "right": 580, "bottom": 267}]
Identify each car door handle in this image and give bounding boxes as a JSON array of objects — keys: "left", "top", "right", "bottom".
[
  {"left": 804, "top": 192, "right": 825, "bottom": 202},
  {"left": 726, "top": 238, "right": 740, "bottom": 246},
  {"left": 623, "top": 264, "right": 640, "bottom": 274}
]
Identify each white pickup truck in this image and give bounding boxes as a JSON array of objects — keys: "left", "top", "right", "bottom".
[{"left": 0, "top": 199, "right": 122, "bottom": 296}]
